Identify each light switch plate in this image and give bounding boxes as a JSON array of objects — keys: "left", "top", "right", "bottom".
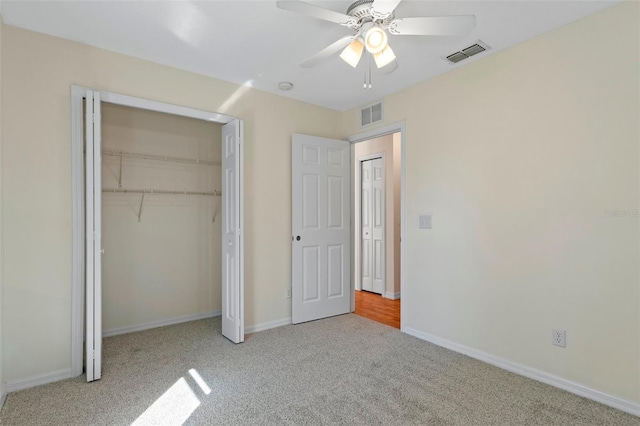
[{"left": 419, "top": 215, "right": 432, "bottom": 229}]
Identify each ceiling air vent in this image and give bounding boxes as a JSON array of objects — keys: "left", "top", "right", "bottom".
[
  {"left": 446, "top": 52, "right": 467, "bottom": 63},
  {"left": 445, "top": 41, "right": 490, "bottom": 64},
  {"left": 361, "top": 101, "right": 383, "bottom": 128}
]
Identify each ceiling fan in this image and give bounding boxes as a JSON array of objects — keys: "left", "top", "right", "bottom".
[{"left": 277, "top": 0, "right": 476, "bottom": 72}]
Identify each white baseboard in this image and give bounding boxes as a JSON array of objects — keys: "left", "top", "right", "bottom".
[
  {"left": 404, "top": 327, "right": 640, "bottom": 417},
  {"left": 384, "top": 291, "right": 401, "bottom": 300},
  {"left": 6, "top": 369, "right": 71, "bottom": 393},
  {"left": 103, "top": 310, "right": 221, "bottom": 337},
  {"left": 245, "top": 317, "right": 291, "bottom": 334}
]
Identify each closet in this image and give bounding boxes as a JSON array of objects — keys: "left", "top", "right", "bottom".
[
  {"left": 75, "top": 88, "right": 243, "bottom": 382},
  {"left": 99, "top": 103, "right": 222, "bottom": 337}
]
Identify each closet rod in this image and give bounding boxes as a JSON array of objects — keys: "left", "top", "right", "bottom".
[
  {"left": 102, "top": 148, "right": 220, "bottom": 166},
  {"left": 102, "top": 187, "right": 221, "bottom": 196}
]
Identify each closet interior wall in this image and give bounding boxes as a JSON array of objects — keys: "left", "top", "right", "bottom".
[{"left": 101, "top": 103, "right": 222, "bottom": 335}]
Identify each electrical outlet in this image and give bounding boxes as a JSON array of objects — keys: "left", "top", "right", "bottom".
[
  {"left": 552, "top": 329, "right": 566, "bottom": 348},
  {"left": 285, "top": 288, "right": 292, "bottom": 299}
]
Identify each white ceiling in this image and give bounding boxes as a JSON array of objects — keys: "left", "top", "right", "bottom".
[{"left": 0, "top": 0, "right": 621, "bottom": 111}]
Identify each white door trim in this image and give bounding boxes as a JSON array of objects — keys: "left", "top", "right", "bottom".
[
  {"left": 99, "top": 91, "right": 235, "bottom": 124},
  {"left": 355, "top": 152, "right": 385, "bottom": 293},
  {"left": 348, "top": 122, "right": 406, "bottom": 331},
  {"left": 70, "top": 86, "right": 243, "bottom": 377},
  {"left": 70, "top": 85, "right": 86, "bottom": 379}
]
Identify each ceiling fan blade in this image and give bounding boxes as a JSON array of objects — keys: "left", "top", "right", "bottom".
[
  {"left": 379, "top": 60, "right": 398, "bottom": 74},
  {"left": 300, "top": 36, "right": 355, "bottom": 68},
  {"left": 389, "top": 15, "right": 476, "bottom": 36},
  {"left": 371, "top": 0, "right": 403, "bottom": 19},
  {"left": 276, "top": 1, "right": 355, "bottom": 26}
]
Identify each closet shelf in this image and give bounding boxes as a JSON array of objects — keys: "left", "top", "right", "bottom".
[
  {"left": 103, "top": 187, "right": 222, "bottom": 223},
  {"left": 103, "top": 187, "right": 221, "bottom": 196},
  {"left": 102, "top": 148, "right": 221, "bottom": 166}
]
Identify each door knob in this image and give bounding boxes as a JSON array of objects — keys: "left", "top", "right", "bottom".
[{"left": 296, "top": 236, "right": 301, "bottom": 241}]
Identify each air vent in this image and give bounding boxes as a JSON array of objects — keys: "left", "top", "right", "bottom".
[
  {"left": 445, "top": 41, "right": 490, "bottom": 64},
  {"left": 462, "top": 44, "right": 486, "bottom": 57},
  {"left": 361, "top": 101, "right": 383, "bottom": 128},
  {"left": 446, "top": 52, "right": 467, "bottom": 63}
]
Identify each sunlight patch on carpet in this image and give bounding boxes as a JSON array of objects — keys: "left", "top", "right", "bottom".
[
  {"left": 189, "top": 368, "right": 212, "bottom": 395},
  {"left": 131, "top": 377, "right": 200, "bottom": 426}
]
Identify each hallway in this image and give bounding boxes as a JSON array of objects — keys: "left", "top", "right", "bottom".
[{"left": 354, "top": 290, "right": 400, "bottom": 329}]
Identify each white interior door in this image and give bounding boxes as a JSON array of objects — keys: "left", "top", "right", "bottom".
[
  {"left": 292, "top": 134, "right": 351, "bottom": 324},
  {"left": 361, "top": 158, "right": 385, "bottom": 294},
  {"left": 221, "top": 119, "right": 244, "bottom": 343},
  {"left": 85, "top": 90, "right": 102, "bottom": 382}
]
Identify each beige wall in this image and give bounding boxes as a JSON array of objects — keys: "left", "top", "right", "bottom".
[
  {"left": 344, "top": 1, "right": 639, "bottom": 403},
  {"left": 101, "top": 104, "right": 222, "bottom": 332},
  {"left": 0, "top": 24, "right": 342, "bottom": 384},
  {"left": 353, "top": 134, "right": 401, "bottom": 298}
]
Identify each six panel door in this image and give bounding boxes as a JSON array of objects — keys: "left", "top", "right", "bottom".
[{"left": 292, "top": 134, "right": 351, "bottom": 324}]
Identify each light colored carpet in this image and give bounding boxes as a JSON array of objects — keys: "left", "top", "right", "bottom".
[{"left": 0, "top": 314, "right": 636, "bottom": 425}]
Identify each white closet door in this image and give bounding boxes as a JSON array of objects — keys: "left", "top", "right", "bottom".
[
  {"left": 361, "top": 158, "right": 385, "bottom": 295},
  {"left": 291, "top": 134, "right": 351, "bottom": 324},
  {"left": 85, "top": 90, "right": 102, "bottom": 382},
  {"left": 361, "top": 160, "right": 373, "bottom": 292},
  {"left": 370, "top": 158, "right": 385, "bottom": 294},
  {"left": 221, "top": 119, "right": 244, "bottom": 343}
]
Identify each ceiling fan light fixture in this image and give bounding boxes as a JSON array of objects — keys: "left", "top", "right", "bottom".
[
  {"left": 364, "top": 26, "right": 388, "bottom": 54},
  {"left": 374, "top": 45, "right": 396, "bottom": 68},
  {"left": 339, "top": 37, "right": 364, "bottom": 68}
]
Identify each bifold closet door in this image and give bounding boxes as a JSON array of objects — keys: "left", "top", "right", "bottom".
[
  {"left": 221, "top": 119, "right": 244, "bottom": 344},
  {"left": 361, "top": 158, "right": 385, "bottom": 295},
  {"left": 85, "top": 90, "right": 102, "bottom": 382}
]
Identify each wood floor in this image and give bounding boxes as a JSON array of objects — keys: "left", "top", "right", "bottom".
[{"left": 354, "top": 290, "right": 400, "bottom": 329}]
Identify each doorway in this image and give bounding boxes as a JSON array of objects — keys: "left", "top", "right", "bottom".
[
  {"left": 71, "top": 87, "right": 245, "bottom": 381},
  {"left": 358, "top": 155, "right": 385, "bottom": 295},
  {"left": 352, "top": 132, "right": 402, "bottom": 329},
  {"left": 290, "top": 123, "right": 406, "bottom": 331}
]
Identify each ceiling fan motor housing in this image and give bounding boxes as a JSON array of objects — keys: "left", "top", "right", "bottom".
[{"left": 346, "top": 0, "right": 395, "bottom": 30}]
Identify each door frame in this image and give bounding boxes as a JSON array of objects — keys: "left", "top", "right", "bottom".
[
  {"left": 348, "top": 121, "right": 406, "bottom": 331},
  {"left": 70, "top": 85, "right": 242, "bottom": 377},
  {"left": 354, "top": 152, "right": 385, "bottom": 293}
]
